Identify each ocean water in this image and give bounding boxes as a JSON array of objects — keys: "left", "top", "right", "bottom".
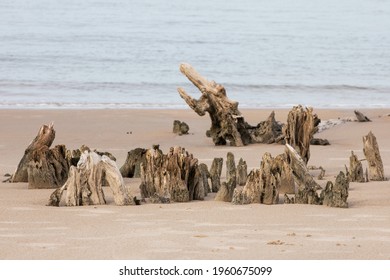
[{"left": 0, "top": 0, "right": 389, "bottom": 109}]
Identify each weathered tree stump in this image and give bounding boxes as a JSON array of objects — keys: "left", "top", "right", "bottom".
[
  {"left": 236, "top": 158, "right": 248, "bottom": 186},
  {"left": 285, "top": 144, "right": 321, "bottom": 205},
  {"left": 199, "top": 163, "right": 211, "bottom": 194},
  {"left": 139, "top": 146, "right": 204, "bottom": 202},
  {"left": 11, "top": 123, "right": 56, "bottom": 182},
  {"left": 232, "top": 153, "right": 282, "bottom": 205},
  {"left": 120, "top": 148, "right": 147, "bottom": 178},
  {"left": 173, "top": 120, "right": 190, "bottom": 135},
  {"left": 348, "top": 151, "right": 365, "bottom": 182},
  {"left": 354, "top": 110, "right": 371, "bottom": 122},
  {"left": 283, "top": 105, "right": 315, "bottom": 164},
  {"left": 177, "top": 63, "right": 284, "bottom": 146},
  {"left": 275, "top": 154, "right": 295, "bottom": 194},
  {"left": 321, "top": 171, "right": 349, "bottom": 208},
  {"left": 363, "top": 131, "right": 385, "bottom": 181},
  {"left": 47, "top": 151, "right": 134, "bottom": 207},
  {"left": 215, "top": 152, "right": 236, "bottom": 202},
  {"left": 27, "top": 145, "right": 69, "bottom": 189},
  {"left": 210, "top": 157, "right": 223, "bottom": 192}
]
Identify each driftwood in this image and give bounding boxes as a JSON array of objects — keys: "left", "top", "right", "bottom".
[
  {"left": 27, "top": 145, "right": 69, "bottom": 189},
  {"left": 209, "top": 157, "right": 223, "bottom": 192},
  {"left": 120, "top": 148, "right": 147, "bottom": 178},
  {"left": 284, "top": 105, "right": 315, "bottom": 164},
  {"left": 139, "top": 146, "right": 204, "bottom": 202},
  {"left": 177, "top": 63, "right": 283, "bottom": 146},
  {"left": 236, "top": 158, "right": 248, "bottom": 186},
  {"left": 12, "top": 123, "right": 56, "bottom": 182},
  {"left": 285, "top": 144, "right": 321, "bottom": 205},
  {"left": 232, "top": 153, "right": 282, "bottom": 205},
  {"left": 354, "top": 110, "right": 371, "bottom": 122},
  {"left": 275, "top": 154, "right": 295, "bottom": 194},
  {"left": 215, "top": 152, "right": 236, "bottom": 202},
  {"left": 199, "top": 163, "right": 211, "bottom": 194},
  {"left": 348, "top": 151, "right": 365, "bottom": 182},
  {"left": 321, "top": 172, "right": 349, "bottom": 208},
  {"left": 47, "top": 151, "right": 134, "bottom": 207},
  {"left": 173, "top": 120, "right": 190, "bottom": 135},
  {"left": 363, "top": 131, "right": 385, "bottom": 181}
]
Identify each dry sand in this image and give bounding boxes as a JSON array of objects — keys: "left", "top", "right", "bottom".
[{"left": 0, "top": 108, "right": 390, "bottom": 260}]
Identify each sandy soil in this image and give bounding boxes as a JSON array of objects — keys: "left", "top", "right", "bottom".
[{"left": 0, "top": 108, "right": 389, "bottom": 260}]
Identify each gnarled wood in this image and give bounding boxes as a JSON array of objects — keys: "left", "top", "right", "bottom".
[
  {"left": 275, "top": 154, "right": 295, "bottom": 194},
  {"left": 283, "top": 105, "right": 315, "bottom": 164},
  {"left": 321, "top": 171, "right": 349, "bottom": 208},
  {"left": 215, "top": 152, "right": 236, "bottom": 202},
  {"left": 178, "top": 63, "right": 284, "bottom": 146},
  {"left": 210, "top": 157, "right": 223, "bottom": 192},
  {"left": 285, "top": 144, "right": 321, "bottom": 205},
  {"left": 236, "top": 158, "right": 248, "bottom": 186},
  {"left": 363, "top": 131, "right": 385, "bottom": 181},
  {"left": 12, "top": 123, "right": 56, "bottom": 182},
  {"left": 348, "top": 151, "right": 365, "bottom": 182},
  {"left": 47, "top": 151, "right": 134, "bottom": 207},
  {"left": 139, "top": 146, "right": 203, "bottom": 202},
  {"left": 120, "top": 148, "right": 147, "bottom": 178},
  {"left": 173, "top": 120, "right": 189, "bottom": 135}
]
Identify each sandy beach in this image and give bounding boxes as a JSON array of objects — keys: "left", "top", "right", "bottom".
[{"left": 1, "top": 108, "right": 390, "bottom": 260}]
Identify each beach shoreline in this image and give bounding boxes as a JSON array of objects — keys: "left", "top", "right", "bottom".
[{"left": 1, "top": 108, "right": 390, "bottom": 260}]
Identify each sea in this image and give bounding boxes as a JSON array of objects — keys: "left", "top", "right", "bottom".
[{"left": 0, "top": 0, "right": 389, "bottom": 109}]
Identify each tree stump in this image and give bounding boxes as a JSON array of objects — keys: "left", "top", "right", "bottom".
[
  {"left": 210, "top": 157, "right": 223, "bottom": 192},
  {"left": 321, "top": 171, "right": 349, "bottom": 208},
  {"left": 354, "top": 110, "right": 371, "bottom": 122},
  {"left": 232, "top": 153, "right": 281, "bottom": 205},
  {"left": 11, "top": 123, "right": 56, "bottom": 182},
  {"left": 363, "top": 131, "right": 385, "bottom": 181},
  {"left": 199, "top": 163, "right": 211, "bottom": 194},
  {"left": 27, "top": 145, "right": 69, "bottom": 189},
  {"left": 139, "top": 146, "right": 204, "bottom": 202},
  {"left": 283, "top": 105, "right": 315, "bottom": 164},
  {"left": 275, "top": 154, "right": 295, "bottom": 194},
  {"left": 348, "top": 151, "right": 365, "bottom": 182},
  {"left": 173, "top": 120, "right": 190, "bottom": 135},
  {"left": 120, "top": 148, "right": 147, "bottom": 178},
  {"left": 285, "top": 144, "right": 321, "bottom": 205},
  {"left": 236, "top": 158, "right": 248, "bottom": 186},
  {"left": 177, "top": 63, "right": 283, "bottom": 146},
  {"left": 215, "top": 152, "right": 236, "bottom": 202},
  {"left": 47, "top": 151, "right": 134, "bottom": 207}
]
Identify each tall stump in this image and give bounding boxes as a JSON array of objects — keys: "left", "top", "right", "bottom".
[{"left": 363, "top": 131, "right": 385, "bottom": 181}]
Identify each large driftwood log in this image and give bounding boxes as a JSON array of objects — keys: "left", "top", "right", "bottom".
[
  {"left": 47, "top": 151, "right": 134, "bottom": 207},
  {"left": 177, "top": 63, "right": 283, "bottom": 146},
  {"left": 215, "top": 152, "right": 237, "bottom": 202},
  {"left": 285, "top": 144, "right": 321, "bottom": 204},
  {"left": 283, "top": 105, "right": 315, "bottom": 164},
  {"left": 348, "top": 151, "right": 365, "bottom": 183},
  {"left": 210, "top": 157, "right": 223, "bottom": 192},
  {"left": 120, "top": 148, "right": 147, "bottom": 178},
  {"left": 12, "top": 123, "right": 56, "bottom": 182},
  {"left": 363, "top": 131, "right": 385, "bottom": 181},
  {"left": 232, "top": 153, "right": 282, "bottom": 205},
  {"left": 139, "top": 146, "right": 204, "bottom": 202}
]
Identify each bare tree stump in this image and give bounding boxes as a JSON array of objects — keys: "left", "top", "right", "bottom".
[
  {"left": 236, "top": 158, "right": 248, "bottom": 186},
  {"left": 232, "top": 153, "right": 281, "bottom": 205},
  {"left": 363, "top": 131, "right": 385, "bottom": 181},
  {"left": 177, "top": 63, "right": 283, "bottom": 146},
  {"left": 11, "top": 123, "right": 56, "bottom": 182},
  {"left": 284, "top": 105, "right": 315, "bottom": 164},
  {"left": 199, "top": 163, "right": 211, "bottom": 194},
  {"left": 321, "top": 171, "right": 349, "bottom": 208},
  {"left": 139, "top": 146, "right": 203, "bottom": 202},
  {"left": 27, "top": 145, "right": 69, "bottom": 189},
  {"left": 285, "top": 144, "right": 321, "bottom": 205},
  {"left": 120, "top": 148, "right": 147, "bottom": 178},
  {"left": 354, "top": 110, "right": 371, "bottom": 122},
  {"left": 275, "top": 154, "right": 295, "bottom": 194},
  {"left": 348, "top": 151, "right": 365, "bottom": 182},
  {"left": 173, "top": 120, "right": 190, "bottom": 135},
  {"left": 210, "top": 157, "right": 223, "bottom": 192},
  {"left": 47, "top": 151, "right": 134, "bottom": 207},
  {"left": 215, "top": 152, "right": 236, "bottom": 202}
]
